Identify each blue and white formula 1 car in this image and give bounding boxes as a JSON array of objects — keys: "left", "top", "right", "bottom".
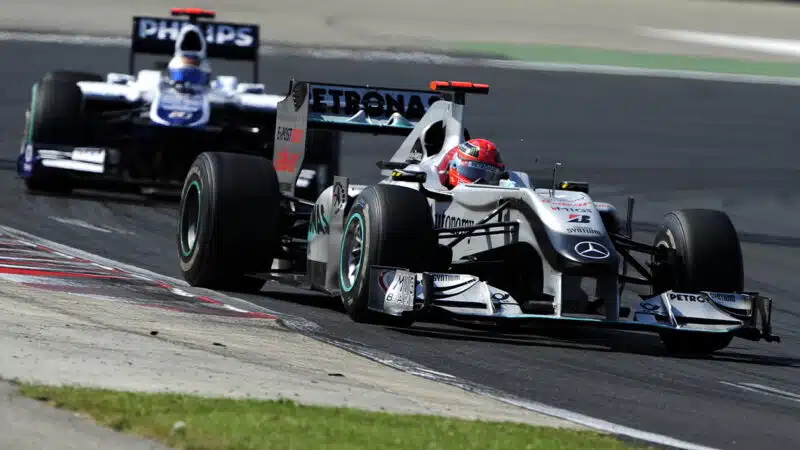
[
  {"left": 176, "top": 78, "right": 780, "bottom": 355},
  {"left": 18, "top": 8, "right": 339, "bottom": 199}
]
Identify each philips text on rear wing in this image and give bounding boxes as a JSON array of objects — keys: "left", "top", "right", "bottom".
[{"left": 136, "top": 18, "right": 256, "bottom": 48}]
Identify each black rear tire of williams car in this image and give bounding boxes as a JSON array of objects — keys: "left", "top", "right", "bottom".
[
  {"left": 652, "top": 208, "right": 743, "bottom": 355},
  {"left": 24, "top": 71, "right": 102, "bottom": 194},
  {"left": 338, "top": 184, "right": 436, "bottom": 326},
  {"left": 42, "top": 71, "right": 103, "bottom": 84},
  {"left": 177, "top": 152, "right": 281, "bottom": 293}
]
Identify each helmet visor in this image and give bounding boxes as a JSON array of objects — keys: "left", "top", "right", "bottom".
[
  {"left": 455, "top": 160, "right": 505, "bottom": 185},
  {"left": 168, "top": 67, "right": 209, "bottom": 86}
]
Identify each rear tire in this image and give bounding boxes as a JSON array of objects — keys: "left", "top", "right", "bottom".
[
  {"left": 338, "top": 184, "right": 436, "bottom": 326},
  {"left": 42, "top": 71, "right": 103, "bottom": 84},
  {"left": 652, "top": 209, "right": 743, "bottom": 355},
  {"left": 177, "top": 152, "right": 282, "bottom": 293}
]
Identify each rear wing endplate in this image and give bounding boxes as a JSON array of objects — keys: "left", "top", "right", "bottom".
[
  {"left": 272, "top": 79, "right": 490, "bottom": 196},
  {"left": 271, "top": 79, "right": 442, "bottom": 195},
  {"left": 130, "top": 8, "right": 260, "bottom": 81}
]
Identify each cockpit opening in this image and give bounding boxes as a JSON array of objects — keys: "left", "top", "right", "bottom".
[
  {"left": 180, "top": 29, "right": 204, "bottom": 52},
  {"left": 420, "top": 120, "right": 472, "bottom": 157}
]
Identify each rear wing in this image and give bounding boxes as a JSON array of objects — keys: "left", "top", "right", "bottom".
[
  {"left": 272, "top": 79, "right": 489, "bottom": 196},
  {"left": 130, "top": 8, "right": 261, "bottom": 81},
  {"left": 305, "top": 82, "right": 442, "bottom": 134}
]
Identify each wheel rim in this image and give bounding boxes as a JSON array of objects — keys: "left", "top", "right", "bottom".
[
  {"left": 339, "top": 213, "right": 364, "bottom": 293},
  {"left": 179, "top": 181, "right": 201, "bottom": 257}
]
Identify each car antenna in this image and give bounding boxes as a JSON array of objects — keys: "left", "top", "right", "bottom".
[{"left": 551, "top": 162, "right": 561, "bottom": 196}]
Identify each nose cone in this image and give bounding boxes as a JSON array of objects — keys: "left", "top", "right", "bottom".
[{"left": 175, "top": 24, "right": 206, "bottom": 59}]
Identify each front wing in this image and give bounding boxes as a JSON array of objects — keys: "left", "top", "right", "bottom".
[
  {"left": 20, "top": 144, "right": 111, "bottom": 176},
  {"left": 367, "top": 266, "right": 779, "bottom": 343}
]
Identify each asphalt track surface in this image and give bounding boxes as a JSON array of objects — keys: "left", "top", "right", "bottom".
[{"left": 1, "top": 41, "right": 799, "bottom": 450}]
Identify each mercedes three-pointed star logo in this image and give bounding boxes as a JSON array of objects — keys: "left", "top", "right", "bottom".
[{"left": 574, "top": 241, "right": 610, "bottom": 259}]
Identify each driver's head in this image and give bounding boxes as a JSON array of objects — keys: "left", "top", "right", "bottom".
[
  {"left": 167, "top": 53, "right": 211, "bottom": 91},
  {"left": 446, "top": 138, "right": 506, "bottom": 187}
]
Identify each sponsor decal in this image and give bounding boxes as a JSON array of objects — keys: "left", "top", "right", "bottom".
[
  {"left": 433, "top": 274, "right": 461, "bottom": 282},
  {"left": 553, "top": 207, "right": 592, "bottom": 213},
  {"left": 274, "top": 149, "right": 300, "bottom": 173},
  {"left": 567, "top": 214, "right": 590, "bottom": 223},
  {"left": 705, "top": 292, "right": 751, "bottom": 312},
  {"left": 296, "top": 169, "right": 315, "bottom": 188},
  {"left": 709, "top": 293, "right": 736, "bottom": 303},
  {"left": 639, "top": 301, "right": 660, "bottom": 311},
  {"left": 136, "top": 19, "right": 256, "bottom": 47},
  {"left": 377, "top": 270, "right": 393, "bottom": 291},
  {"left": 574, "top": 241, "right": 610, "bottom": 259},
  {"left": 332, "top": 180, "right": 347, "bottom": 215},
  {"left": 434, "top": 213, "right": 474, "bottom": 229},
  {"left": 668, "top": 292, "right": 706, "bottom": 303},
  {"left": 467, "top": 161, "right": 499, "bottom": 172},
  {"left": 168, "top": 111, "right": 192, "bottom": 119},
  {"left": 308, "top": 204, "right": 330, "bottom": 237},
  {"left": 542, "top": 200, "right": 591, "bottom": 207},
  {"left": 407, "top": 145, "right": 423, "bottom": 163},
  {"left": 432, "top": 274, "right": 477, "bottom": 287},
  {"left": 594, "top": 202, "right": 614, "bottom": 210},
  {"left": 386, "top": 271, "right": 415, "bottom": 309},
  {"left": 71, "top": 148, "right": 106, "bottom": 164},
  {"left": 566, "top": 226, "right": 601, "bottom": 236},
  {"left": 276, "top": 126, "right": 304, "bottom": 144},
  {"left": 158, "top": 93, "right": 203, "bottom": 112},
  {"left": 309, "top": 85, "right": 440, "bottom": 121}
]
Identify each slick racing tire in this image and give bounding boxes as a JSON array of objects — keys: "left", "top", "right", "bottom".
[
  {"left": 177, "top": 152, "right": 281, "bottom": 293},
  {"left": 23, "top": 71, "right": 101, "bottom": 194},
  {"left": 338, "top": 184, "right": 436, "bottom": 326},
  {"left": 42, "top": 71, "right": 103, "bottom": 84},
  {"left": 652, "top": 209, "right": 743, "bottom": 355}
]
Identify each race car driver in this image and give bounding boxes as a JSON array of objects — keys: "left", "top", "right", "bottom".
[
  {"left": 166, "top": 26, "right": 211, "bottom": 93},
  {"left": 166, "top": 53, "right": 211, "bottom": 92},
  {"left": 437, "top": 138, "right": 511, "bottom": 188}
]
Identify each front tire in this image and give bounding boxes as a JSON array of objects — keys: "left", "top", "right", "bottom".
[
  {"left": 338, "top": 184, "right": 436, "bottom": 325},
  {"left": 23, "top": 71, "right": 103, "bottom": 194},
  {"left": 652, "top": 209, "right": 743, "bottom": 355},
  {"left": 177, "top": 152, "right": 282, "bottom": 293}
]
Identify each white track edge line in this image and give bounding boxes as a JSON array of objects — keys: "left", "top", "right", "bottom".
[
  {"left": 2, "top": 30, "right": 800, "bottom": 86},
  {"left": 313, "top": 336, "right": 720, "bottom": 450},
  {"left": 0, "top": 224, "right": 719, "bottom": 450}
]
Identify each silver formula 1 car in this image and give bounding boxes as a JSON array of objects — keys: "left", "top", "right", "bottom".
[
  {"left": 176, "top": 78, "right": 780, "bottom": 355},
  {"left": 18, "top": 8, "right": 339, "bottom": 200}
]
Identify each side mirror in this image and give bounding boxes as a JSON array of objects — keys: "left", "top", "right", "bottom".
[{"left": 558, "top": 180, "right": 589, "bottom": 194}]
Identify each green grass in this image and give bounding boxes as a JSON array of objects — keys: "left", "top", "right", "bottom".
[
  {"left": 447, "top": 41, "right": 800, "bottom": 78},
  {"left": 19, "top": 383, "right": 646, "bottom": 450}
]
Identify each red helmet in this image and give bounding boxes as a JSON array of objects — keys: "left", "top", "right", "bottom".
[{"left": 447, "top": 138, "right": 505, "bottom": 187}]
